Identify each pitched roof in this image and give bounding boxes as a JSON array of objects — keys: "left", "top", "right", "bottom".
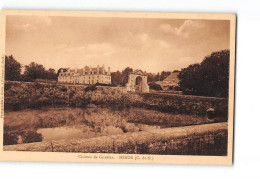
[
  {"left": 77, "top": 69, "right": 84, "bottom": 75},
  {"left": 163, "top": 72, "right": 180, "bottom": 83},
  {"left": 84, "top": 66, "right": 90, "bottom": 70},
  {"left": 63, "top": 65, "right": 109, "bottom": 76}
]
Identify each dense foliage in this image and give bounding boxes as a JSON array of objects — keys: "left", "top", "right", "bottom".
[
  {"left": 111, "top": 67, "right": 133, "bottom": 86},
  {"left": 178, "top": 50, "right": 230, "bottom": 98},
  {"left": 5, "top": 55, "right": 57, "bottom": 82},
  {"left": 5, "top": 55, "right": 179, "bottom": 87},
  {"left": 23, "top": 62, "right": 57, "bottom": 81},
  {"left": 4, "top": 81, "right": 228, "bottom": 116},
  {"left": 148, "top": 82, "right": 163, "bottom": 91},
  {"left": 5, "top": 55, "right": 21, "bottom": 81},
  {"left": 111, "top": 69, "right": 175, "bottom": 86}
]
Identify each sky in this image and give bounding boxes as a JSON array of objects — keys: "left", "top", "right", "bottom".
[{"left": 6, "top": 15, "right": 230, "bottom": 73}]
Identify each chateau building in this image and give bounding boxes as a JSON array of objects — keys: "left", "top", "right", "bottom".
[{"left": 58, "top": 65, "right": 111, "bottom": 85}]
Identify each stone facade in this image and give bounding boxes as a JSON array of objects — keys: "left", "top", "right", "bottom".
[
  {"left": 126, "top": 70, "right": 149, "bottom": 93},
  {"left": 58, "top": 65, "right": 111, "bottom": 85}
]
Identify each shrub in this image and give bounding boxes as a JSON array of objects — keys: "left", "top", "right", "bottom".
[
  {"left": 60, "top": 87, "right": 67, "bottom": 92},
  {"left": 4, "top": 83, "right": 12, "bottom": 91},
  {"left": 174, "top": 86, "right": 181, "bottom": 91},
  {"left": 4, "top": 130, "right": 42, "bottom": 145},
  {"left": 84, "top": 85, "right": 97, "bottom": 92},
  {"left": 148, "top": 82, "right": 162, "bottom": 91},
  {"left": 34, "top": 82, "right": 44, "bottom": 89},
  {"left": 96, "top": 83, "right": 111, "bottom": 87}
]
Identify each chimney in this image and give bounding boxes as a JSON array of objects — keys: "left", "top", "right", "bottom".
[
  {"left": 97, "top": 65, "right": 99, "bottom": 74},
  {"left": 102, "top": 64, "right": 105, "bottom": 74},
  {"left": 108, "top": 67, "right": 111, "bottom": 75}
]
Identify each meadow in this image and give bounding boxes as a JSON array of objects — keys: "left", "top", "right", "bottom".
[
  {"left": 3, "top": 81, "right": 228, "bottom": 155},
  {"left": 4, "top": 106, "right": 218, "bottom": 145}
]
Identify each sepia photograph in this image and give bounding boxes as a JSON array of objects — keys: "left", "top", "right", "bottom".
[{"left": 0, "top": 10, "right": 236, "bottom": 165}]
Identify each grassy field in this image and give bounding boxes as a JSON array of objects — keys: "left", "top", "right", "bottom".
[
  {"left": 4, "top": 107, "right": 214, "bottom": 131},
  {"left": 4, "top": 81, "right": 228, "bottom": 116},
  {"left": 3, "top": 81, "right": 228, "bottom": 155},
  {"left": 4, "top": 106, "right": 225, "bottom": 145}
]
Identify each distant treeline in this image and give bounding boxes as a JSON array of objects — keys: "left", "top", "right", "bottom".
[
  {"left": 5, "top": 55, "right": 57, "bottom": 82},
  {"left": 110, "top": 67, "right": 177, "bottom": 86},
  {"left": 4, "top": 55, "right": 176, "bottom": 84},
  {"left": 4, "top": 49, "right": 230, "bottom": 98}
]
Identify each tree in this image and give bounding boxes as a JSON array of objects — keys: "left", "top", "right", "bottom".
[
  {"left": 121, "top": 67, "right": 133, "bottom": 86},
  {"left": 160, "top": 71, "right": 171, "bottom": 81},
  {"left": 178, "top": 50, "right": 230, "bottom": 98},
  {"left": 111, "top": 71, "right": 122, "bottom": 86},
  {"left": 149, "top": 82, "right": 162, "bottom": 91},
  {"left": 5, "top": 55, "right": 21, "bottom": 81},
  {"left": 155, "top": 73, "right": 160, "bottom": 81},
  {"left": 45, "top": 68, "right": 57, "bottom": 80},
  {"left": 147, "top": 73, "right": 156, "bottom": 82},
  {"left": 23, "top": 62, "right": 46, "bottom": 81},
  {"left": 153, "top": 71, "right": 171, "bottom": 82}
]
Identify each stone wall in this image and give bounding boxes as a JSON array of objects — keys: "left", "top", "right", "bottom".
[
  {"left": 4, "top": 81, "right": 228, "bottom": 116},
  {"left": 141, "top": 92, "right": 228, "bottom": 116}
]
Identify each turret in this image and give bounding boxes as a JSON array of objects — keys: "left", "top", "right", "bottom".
[
  {"left": 97, "top": 65, "right": 100, "bottom": 74},
  {"left": 102, "top": 64, "right": 105, "bottom": 74},
  {"left": 108, "top": 67, "right": 111, "bottom": 75}
]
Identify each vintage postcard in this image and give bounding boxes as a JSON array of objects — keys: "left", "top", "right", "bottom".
[{"left": 0, "top": 10, "right": 236, "bottom": 165}]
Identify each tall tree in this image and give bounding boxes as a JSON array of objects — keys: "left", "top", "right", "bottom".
[
  {"left": 178, "top": 50, "right": 230, "bottom": 97},
  {"left": 45, "top": 68, "right": 57, "bottom": 80},
  {"left": 147, "top": 72, "right": 156, "bottom": 82},
  {"left": 5, "top": 55, "right": 21, "bottom": 81},
  {"left": 111, "top": 71, "right": 122, "bottom": 86},
  {"left": 121, "top": 67, "right": 133, "bottom": 86},
  {"left": 155, "top": 73, "right": 160, "bottom": 81},
  {"left": 24, "top": 62, "right": 46, "bottom": 81}
]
